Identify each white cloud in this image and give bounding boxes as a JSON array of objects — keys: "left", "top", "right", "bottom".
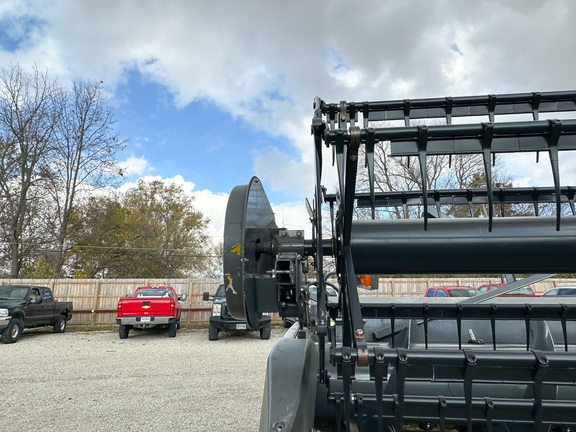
[
  {"left": 118, "top": 154, "right": 152, "bottom": 177},
  {"left": 7, "top": 2, "right": 576, "bottom": 112},
  {"left": 2, "top": 0, "right": 576, "bottom": 213},
  {"left": 191, "top": 188, "right": 229, "bottom": 240},
  {"left": 253, "top": 147, "right": 312, "bottom": 199},
  {"left": 272, "top": 201, "right": 313, "bottom": 236},
  {"left": 503, "top": 152, "right": 576, "bottom": 188}
]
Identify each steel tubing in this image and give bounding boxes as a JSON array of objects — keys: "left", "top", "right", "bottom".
[{"left": 350, "top": 216, "right": 576, "bottom": 274}]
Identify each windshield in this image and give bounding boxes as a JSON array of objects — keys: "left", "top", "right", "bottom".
[
  {"left": 134, "top": 288, "right": 173, "bottom": 298},
  {"left": 0, "top": 286, "right": 29, "bottom": 300},
  {"left": 447, "top": 288, "right": 478, "bottom": 297},
  {"left": 215, "top": 284, "right": 226, "bottom": 298},
  {"left": 507, "top": 286, "right": 533, "bottom": 295}
]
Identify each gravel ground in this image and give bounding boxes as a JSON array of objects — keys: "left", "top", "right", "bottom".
[{"left": 2, "top": 326, "right": 285, "bottom": 432}]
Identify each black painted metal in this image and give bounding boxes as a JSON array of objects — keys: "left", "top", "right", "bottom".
[
  {"left": 260, "top": 335, "right": 318, "bottom": 432},
  {"left": 224, "top": 90, "right": 576, "bottom": 431},
  {"left": 222, "top": 177, "right": 277, "bottom": 329},
  {"left": 316, "top": 90, "right": 576, "bottom": 431},
  {"left": 328, "top": 303, "right": 576, "bottom": 429},
  {"left": 349, "top": 216, "right": 576, "bottom": 274},
  {"left": 321, "top": 90, "right": 576, "bottom": 126}
]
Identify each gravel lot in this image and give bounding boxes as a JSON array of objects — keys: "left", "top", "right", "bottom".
[{"left": 3, "top": 326, "right": 285, "bottom": 432}]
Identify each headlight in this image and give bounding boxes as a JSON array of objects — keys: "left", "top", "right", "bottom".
[
  {"left": 212, "top": 304, "right": 221, "bottom": 317},
  {"left": 262, "top": 312, "right": 270, "bottom": 316},
  {"left": 0, "top": 308, "right": 8, "bottom": 317}
]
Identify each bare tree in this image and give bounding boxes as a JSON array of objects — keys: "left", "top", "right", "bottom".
[
  {"left": 200, "top": 241, "right": 224, "bottom": 280},
  {"left": 47, "top": 80, "right": 125, "bottom": 277},
  {"left": 357, "top": 139, "right": 511, "bottom": 220},
  {"left": 0, "top": 64, "right": 61, "bottom": 277}
]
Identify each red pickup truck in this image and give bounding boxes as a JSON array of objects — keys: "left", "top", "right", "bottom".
[{"left": 116, "top": 286, "right": 187, "bottom": 339}]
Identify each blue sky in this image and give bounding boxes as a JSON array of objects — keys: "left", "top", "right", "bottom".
[
  {"left": 1, "top": 0, "right": 576, "bottom": 241},
  {"left": 114, "top": 69, "right": 296, "bottom": 199}
]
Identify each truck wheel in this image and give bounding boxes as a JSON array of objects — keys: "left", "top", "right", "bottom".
[
  {"left": 53, "top": 315, "right": 67, "bottom": 333},
  {"left": 168, "top": 322, "right": 177, "bottom": 337},
  {"left": 208, "top": 323, "right": 219, "bottom": 341},
  {"left": 119, "top": 324, "right": 129, "bottom": 339},
  {"left": 260, "top": 323, "right": 272, "bottom": 340},
  {"left": 1, "top": 318, "right": 23, "bottom": 344}
]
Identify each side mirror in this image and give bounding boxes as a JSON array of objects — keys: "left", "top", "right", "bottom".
[
  {"left": 178, "top": 294, "right": 188, "bottom": 301},
  {"left": 126, "top": 294, "right": 132, "bottom": 298},
  {"left": 202, "top": 292, "right": 211, "bottom": 301}
]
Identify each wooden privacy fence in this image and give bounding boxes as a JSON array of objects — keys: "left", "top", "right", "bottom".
[
  {"left": 0, "top": 279, "right": 221, "bottom": 326},
  {"left": 1, "top": 277, "right": 574, "bottom": 326}
]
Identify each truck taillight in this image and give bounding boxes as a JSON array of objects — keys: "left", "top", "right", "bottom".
[
  {"left": 117, "top": 300, "right": 122, "bottom": 315},
  {"left": 170, "top": 299, "right": 175, "bottom": 312}
]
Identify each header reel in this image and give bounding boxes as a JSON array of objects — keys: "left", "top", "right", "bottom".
[{"left": 225, "top": 90, "right": 576, "bottom": 431}]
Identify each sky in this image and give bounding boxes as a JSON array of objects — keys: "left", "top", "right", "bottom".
[{"left": 1, "top": 0, "right": 576, "bottom": 242}]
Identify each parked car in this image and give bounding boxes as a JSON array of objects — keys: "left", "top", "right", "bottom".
[
  {"left": 542, "top": 286, "right": 576, "bottom": 296},
  {"left": 203, "top": 284, "right": 271, "bottom": 340},
  {"left": 425, "top": 286, "right": 479, "bottom": 297},
  {"left": 116, "top": 286, "right": 187, "bottom": 339},
  {"left": 0, "top": 284, "right": 73, "bottom": 344},
  {"left": 477, "top": 283, "right": 536, "bottom": 297}
]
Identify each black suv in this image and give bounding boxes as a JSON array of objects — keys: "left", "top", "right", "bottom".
[{"left": 203, "top": 284, "right": 271, "bottom": 340}]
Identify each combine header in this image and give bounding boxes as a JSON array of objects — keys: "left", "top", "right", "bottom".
[{"left": 223, "top": 91, "right": 576, "bottom": 431}]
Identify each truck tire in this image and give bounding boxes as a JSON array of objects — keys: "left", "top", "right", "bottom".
[
  {"left": 53, "top": 315, "right": 67, "bottom": 333},
  {"left": 208, "top": 323, "right": 219, "bottom": 341},
  {"left": 168, "top": 322, "right": 177, "bottom": 337},
  {"left": 260, "top": 323, "right": 271, "bottom": 340},
  {"left": 1, "top": 318, "right": 23, "bottom": 344},
  {"left": 119, "top": 324, "right": 129, "bottom": 339}
]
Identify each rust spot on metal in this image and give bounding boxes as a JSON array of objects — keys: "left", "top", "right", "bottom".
[{"left": 357, "top": 348, "right": 369, "bottom": 367}]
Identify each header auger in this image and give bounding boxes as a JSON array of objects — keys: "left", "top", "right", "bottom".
[{"left": 223, "top": 90, "right": 576, "bottom": 431}]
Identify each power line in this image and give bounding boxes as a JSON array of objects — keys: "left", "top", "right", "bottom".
[{"left": 0, "top": 241, "right": 221, "bottom": 257}]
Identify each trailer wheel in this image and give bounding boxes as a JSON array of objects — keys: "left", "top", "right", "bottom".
[
  {"left": 168, "top": 322, "right": 177, "bottom": 337},
  {"left": 53, "top": 315, "right": 67, "bottom": 333},
  {"left": 1, "top": 318, "right": 22, "bottom": 344},
  {"left": 119, "top": 324, "right": 129, "bottom": 339},
  {"left": 208, "top": 323, "right": 219, "bottom": 341},
  {"left": 260, "top": 323, "right": 271, "bottom": 340}
]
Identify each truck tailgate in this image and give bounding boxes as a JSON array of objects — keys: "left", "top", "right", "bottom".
[{"left": 118, "top": 298, "right": 174, "bottom": 316}]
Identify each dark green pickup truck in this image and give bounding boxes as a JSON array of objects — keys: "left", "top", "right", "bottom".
[{"left": 0, "top": 285, "right": 73, "bottom": 343}]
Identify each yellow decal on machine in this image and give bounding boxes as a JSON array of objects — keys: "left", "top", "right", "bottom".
[
  {"left": 226, "top": 274, "right": 238, "bottom": 295},
  {"left": 231, "top": 243, "right": 241, "bottom": 256}
]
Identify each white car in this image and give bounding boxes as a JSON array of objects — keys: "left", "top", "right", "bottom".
[{"left": 542, "top": 286, "right": 576, "bottom": 296}]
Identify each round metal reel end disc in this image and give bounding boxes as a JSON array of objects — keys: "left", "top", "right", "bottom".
[{"left": 223, "top": 177, "right": 277, "bottom": 329}]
